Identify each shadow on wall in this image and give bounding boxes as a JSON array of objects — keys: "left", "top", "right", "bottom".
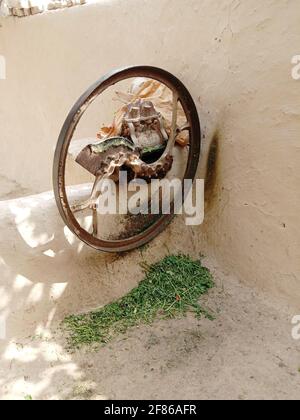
[
  {"left": 204, "top": 130, "right": 219, "bottom": 212},
  {"left": 0, "top": 192, "right": 142, "bottom": 336}
]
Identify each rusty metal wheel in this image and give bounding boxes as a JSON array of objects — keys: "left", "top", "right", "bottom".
[{"left": 53, "top": 66, "right": 201, "bottom": 252}]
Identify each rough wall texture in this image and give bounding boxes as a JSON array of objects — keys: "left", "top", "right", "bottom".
[{"left": 0, "top": 0, "right": 299, "bottom": 303}]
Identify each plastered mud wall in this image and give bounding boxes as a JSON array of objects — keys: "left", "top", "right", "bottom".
[{"left": 0, "top": 0, "right": 299, "bottom": 304}]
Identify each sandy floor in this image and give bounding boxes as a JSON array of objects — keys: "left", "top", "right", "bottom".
[{"left": 0, "top": 176, "right": 299, "bottom": 400}]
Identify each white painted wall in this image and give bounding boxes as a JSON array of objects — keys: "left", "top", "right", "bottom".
[{"left": 0, "top": 0, "right": 299, "bottom": 303}]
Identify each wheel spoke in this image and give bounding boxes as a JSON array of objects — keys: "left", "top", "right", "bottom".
[{"left": 164, "top": 92, "right": 179, "bottom": 155}]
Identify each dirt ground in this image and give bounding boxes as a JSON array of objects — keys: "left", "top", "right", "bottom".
[
  {"left": 0, "top": 175, "right": 299, "bottom": 400},
  {"left": 1, "top": 264, "right": 300, "bottom": 400}
]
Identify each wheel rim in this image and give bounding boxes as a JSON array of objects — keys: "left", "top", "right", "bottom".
[{"left": 53, "top": 66, "right": 201, "bottom": 252}]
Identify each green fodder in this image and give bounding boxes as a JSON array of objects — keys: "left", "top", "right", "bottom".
[{"left": 63, "top": 254, "right": 214, "bottom": 348}]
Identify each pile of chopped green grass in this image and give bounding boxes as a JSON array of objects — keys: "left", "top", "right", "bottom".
[{"left": 63, "top": 254, "right": 214, "bottom": 348}]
